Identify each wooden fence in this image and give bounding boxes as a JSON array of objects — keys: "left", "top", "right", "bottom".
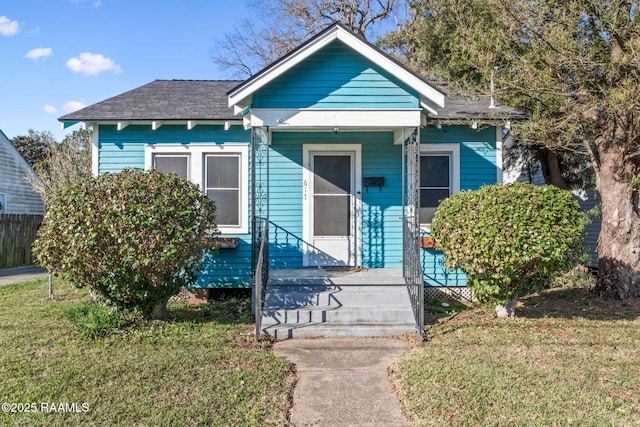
[{"left": 0, "top": 214, "right": 43, "bottom": 269}]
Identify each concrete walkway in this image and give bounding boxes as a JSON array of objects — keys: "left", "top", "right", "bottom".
[
  {"left": 0, "top": 265, "right": 48, "bottom": 286},
  {"left": 273, "top": 337, "right": 411, "bottom": 426}
]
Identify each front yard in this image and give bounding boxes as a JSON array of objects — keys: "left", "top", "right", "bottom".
[
  {"left": 393, "top": 278, "right": 640, "bottom": 426},
  {"left": 0, "top": 278, "right": 294, "bottom": 426},
  {"left": 2, "top": 274, "right": 640, "bottom": 426}
]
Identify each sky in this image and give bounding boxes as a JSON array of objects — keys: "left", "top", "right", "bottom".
[{"left": 0, "top": 0, "right": 253, "bottom": 142}]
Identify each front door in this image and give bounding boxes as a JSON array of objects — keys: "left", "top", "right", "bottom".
[{"left": 306, "top": 151, "right": 358, "bottom": 266}]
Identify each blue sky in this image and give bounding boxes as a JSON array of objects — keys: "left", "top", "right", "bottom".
[{"left": 0, "top": 0, "right": 252, "bottom": 141}]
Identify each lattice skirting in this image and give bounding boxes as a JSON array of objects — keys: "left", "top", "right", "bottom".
[{"left": 425, "top": 286, "right": 475, "bottom": 303}]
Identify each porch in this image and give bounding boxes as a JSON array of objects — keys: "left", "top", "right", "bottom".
[{"left": 260, "top": 267, "right": 416, "bottom": 340}]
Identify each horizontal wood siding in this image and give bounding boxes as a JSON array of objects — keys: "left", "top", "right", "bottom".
[
  {"left": 98, "top": 124, "right": 253, "bottom": 288},
  {"left": 254, "top": 40, "right": 419, "bottom": 109},
  {"left": 98, "top": 124, "right": 250, "bottom": 173},
  {"left": 194, "top": 236, "right": 252, "bottom": 288},
  {"left": 420, "top": 125, "right": 498, "bottom": 287},
  {"left": 360, "top": 133, "right": 403, "bottom": 268},
  {"left": 269, "top": 133, "right": 305, "bottom": 269},
  {"left": 269, "top": 131, "right": 403, "bottom": 269},
  {"left": 0, "top": 135, "right": 45, "bottom": 215}
]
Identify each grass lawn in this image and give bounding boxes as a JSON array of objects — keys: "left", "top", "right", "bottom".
[
  {"left": 393, "top": 277, "right": 640, "bottom": 426},
  {"left": 0, "top": 278, "right": 294, "bottom": 426}
]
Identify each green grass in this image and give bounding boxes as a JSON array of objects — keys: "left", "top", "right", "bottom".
[
  {"left": 0, "top": 279, "right": 294, "bottom": 426},
  {"left": 393, "top": 276, "right": 640, "bottom": 426}
]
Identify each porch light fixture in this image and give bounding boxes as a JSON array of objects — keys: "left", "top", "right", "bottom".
[
  {"left": 333, "top": 127, "right": 339, "bottom": 135},
  {"left": 471, "top": 121, "right": 479, "bottom": 130}
]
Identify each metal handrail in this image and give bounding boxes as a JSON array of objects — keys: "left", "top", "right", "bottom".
[
  {"left": 403, "top": 216, "right": 425, "bottom": 340},
  {"left": 253, "top": 217, "right": 269, "bottom": 341}
]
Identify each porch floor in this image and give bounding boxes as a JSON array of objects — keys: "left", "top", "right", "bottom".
[
  {"left": 268, "top": 267, "right": 405, "bottom": 286},
  {"left": 261, "top": 267, "right": 416, "bottom": 339}
]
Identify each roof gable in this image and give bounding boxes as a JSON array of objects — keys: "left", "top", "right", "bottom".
[
  {"left": 252, "top": 39, "right": 419, "bottom": 110},
  {"left": 228, "top": 23, "right": 445, "bottom": 114}
]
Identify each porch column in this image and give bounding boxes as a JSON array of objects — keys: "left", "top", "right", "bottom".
[
  {"left": 402, "top": 127, "right": 425, "bottom": 340},
  {"left": 251, "top": 126, "right": 269, "bottom": 272}
]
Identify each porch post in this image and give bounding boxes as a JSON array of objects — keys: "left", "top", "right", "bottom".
[
  {"left": 402, "top": 127, "right": 425, "bottom": 340},
  {"left": 251, "top": 126, "right": 269, "bottom": 340}
]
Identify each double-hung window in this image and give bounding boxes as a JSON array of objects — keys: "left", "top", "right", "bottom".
[
  {"left": 146, "top": 144, "right": 249, "bottom": 234},
  {"left": 205, "top": 154, "right": 241, "bottom": 227},
  {"left": 419, "top": 144, "right": 460, "bottom": 227}
]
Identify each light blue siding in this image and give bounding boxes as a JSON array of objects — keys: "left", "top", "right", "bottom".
[
  {"left": 254, "top": 40, "right": 419, "bottom": 109},
  {"left": 269, "top": 131, "right": 404, "bottom": 269},
  {"left": 98, "top": 124, "right": 253, "bottom": 288},
  {"left": 420, "top": 126, "right": 498, "bottom": 287}
]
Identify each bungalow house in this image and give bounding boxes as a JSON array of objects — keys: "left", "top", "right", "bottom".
[
  {"left": 0, "top": 129, "right": 45, "bottom": 268},
  {"left": 59, "top": 24, "right": 524, "bottom": 339}
]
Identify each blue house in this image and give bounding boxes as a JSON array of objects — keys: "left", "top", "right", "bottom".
[{"left": 60, "top": 24, "right": 523, "bottom": 338}]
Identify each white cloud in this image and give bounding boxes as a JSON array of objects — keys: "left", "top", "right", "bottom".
[
  {"left": 43, "top": 105, "right": 58, "bottom": 114},
  {"left": 66, "top": 52, "right": 122, "bottom": 76},
  {"left": 0, "top": 16, "right": 19, "bottom": 36},
  {"left": 25, "top": 47, "right": 53, "bottom": 61},
  {"left": 63, "top": 101, "right": 87, "bottom": 112},
  {"left": 69, "top": 0, "right": 102, "bottom": 7}
]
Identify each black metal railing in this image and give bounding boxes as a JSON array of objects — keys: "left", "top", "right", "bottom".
[
  {"left": 403, "top": 216, "right": 425, "bottom": 340},
  {"left": 252, "top": 217, "right": 269, "bottom": 341}
]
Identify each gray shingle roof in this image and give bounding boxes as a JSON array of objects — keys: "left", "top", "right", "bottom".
[
  {"left": 58, "top": 78, "right": 526, "bottom": 123},
  {"left": 431, "top": 95, "right": 528, "bottom": 121},
  {"left": 59, "top": 80, "right": 242, "bottom": 122}
]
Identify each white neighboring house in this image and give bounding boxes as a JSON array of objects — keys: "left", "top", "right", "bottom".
[{"left": 0, "top": 129, "right": 45, "bottom": 215}]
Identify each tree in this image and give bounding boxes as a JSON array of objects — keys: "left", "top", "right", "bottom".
[
  {"left": 211, "top": 0, "right": 404, "bottom": 78},
  {"left": 431, "top": 184, "right": 587, "bottom": 317},
  {"left": 387, "top": 0, "right": 640, "bottom": 298},
  {"left": 11, "top": 129, "right": 56, "bottom": 168},
  {"left": 31, "top": 129, "right": 92, "bottom": 204},
  {"left": 33, "top": 169, "right": 217, "bottom": 319}
]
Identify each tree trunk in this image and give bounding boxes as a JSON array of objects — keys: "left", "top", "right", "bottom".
[
  {"left": 149, "top": 301, "right": 167, "bottom": 320},
  {"left": 495, "top": 297, "right": 517, "bottom": 318},
  {"left": 538, "top": 148, "right": 569, "bottom": 189},
  {"left": 593, "top": 131, "right": 640, "bottom": 299}
]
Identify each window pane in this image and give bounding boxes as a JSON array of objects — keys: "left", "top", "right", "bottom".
[
  {"left": 314, "top": 195, "right": 350, "bottom": 236},
  {"left": 420, "top": 189, "right": 450, "bottom": 208},
  {"left": 207, "top": 156, "right": 239, "bottom": 188},
  {"left": 154, "top": 155, "right": 188, "bottom": 178},
  {"left": 207, "top": 190, "right": 239, "bottom": 226},
  {"left": 420, "top": 155, "right": 450, "bottom": 187},
  {"left": 419, "top": 207, "right": 438, "bottom": 225},
  {"left": 314, "top": 155, "right": 351, "bottom": 195}
]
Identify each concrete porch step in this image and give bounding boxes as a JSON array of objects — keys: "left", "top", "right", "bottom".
[
  {"left": 260, "top": 276, "right": 417, "bottom": 339},
  {"left": 264, "top": 322, "right": 416, "bottom": 340},
  {"left": 263, "top": 285, "right": 411, "bottom": 307}
]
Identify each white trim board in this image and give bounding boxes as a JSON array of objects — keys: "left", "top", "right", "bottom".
[
  {"left": 144, "top": 143, "right": 250, "bottom": 235},
  {"left": 228, "top": 24, "right": 445, "bottom": 114},
  {"left": 302, "top": 143, "right": 362, "bottom": 267}
]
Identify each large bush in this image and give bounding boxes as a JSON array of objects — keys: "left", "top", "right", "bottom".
[
  {"left": 33, "top": 169, "right": 217, "bottom": 318},
  {"left": 431, "top": 183, "right": 586, "bottom": 317}
]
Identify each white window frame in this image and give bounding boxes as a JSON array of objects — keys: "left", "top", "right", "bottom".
[
  {"left": 145, "top": 143, "right": 249, "bottom": 234},
  {"left": 420, "top": 143, "right": 460, "bottom": 230}
]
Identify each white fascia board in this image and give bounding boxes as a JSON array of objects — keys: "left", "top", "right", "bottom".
[
  {"left": 228, "top": 26, "right": 445, "bottom": 109},
  {"left": 228, "top": 31, "right": 340, "bottom": 108},
  {"left": 334, "top": 30, "right": 445, "bottom": 108},
  {"left": 250, "top": 108, "right": 422, "bottom": 128}
]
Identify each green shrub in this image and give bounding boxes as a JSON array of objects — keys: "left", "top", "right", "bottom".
[
  {"left": 63, "top": 301, "right": 131, "bottom": 339},
  {"left": 431, "top": 183, "right": 586, "bottom": 316},
  {"left": 33, "top": 169, "right": 217, "bottom": 318}
]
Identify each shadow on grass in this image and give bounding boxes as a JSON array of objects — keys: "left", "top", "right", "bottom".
[
  {"left": 167, "top": 298, "right": 254, "bottom": 325},
  {"left": 518, "top": 285, "right": 640, "bottom": 321},
  {"left": 424, "top": 298, "right": 471, "bottom": 326}
]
